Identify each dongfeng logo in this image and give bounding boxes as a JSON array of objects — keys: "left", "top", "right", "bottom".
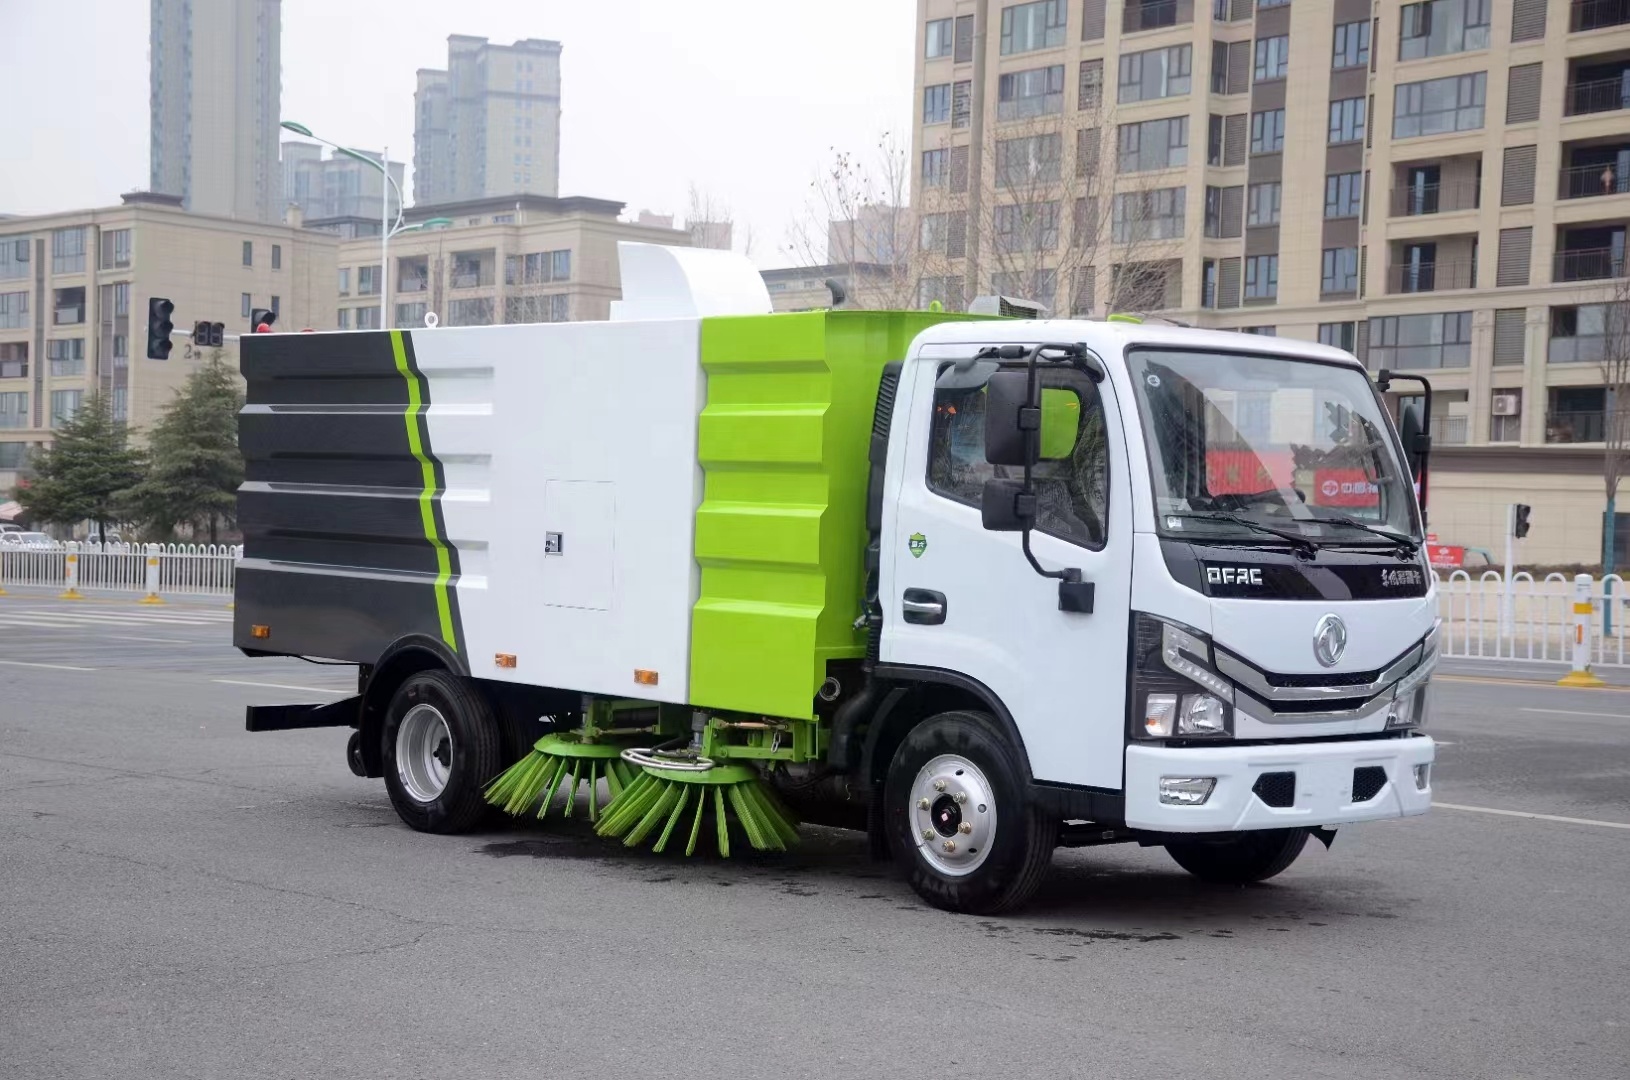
[
  {"left": 1313, "top": 613, "right": 1348, "bottom": 667},
  {"left": 1206, "top": 566, "right": 1263, "bottom": 586},
  {"left": 1382, "top": 568, "right": 1423, "bottom": 587}
]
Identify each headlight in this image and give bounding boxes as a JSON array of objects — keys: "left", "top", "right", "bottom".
[
  {"left": 1130, "top": 613, "right": 1234, "bottom": 740},
  {"left": 1388, "top": 683, "right": 1429, "bottom": 730}
]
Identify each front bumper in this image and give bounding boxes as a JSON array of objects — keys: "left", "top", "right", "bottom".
[{"left": 1123, "top": 735, "right": 1435, "bottom": 832}]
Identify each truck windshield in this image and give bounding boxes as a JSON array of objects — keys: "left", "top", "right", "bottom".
[{"left": 1125, "top": 347, "right": 1420, "bottom": 546}]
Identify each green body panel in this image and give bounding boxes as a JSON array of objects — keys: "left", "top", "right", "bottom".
[{"left": 689, "top": 309, "right": 987, "bottom": 720}]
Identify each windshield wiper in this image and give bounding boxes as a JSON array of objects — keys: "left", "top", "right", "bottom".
[
  {"left": 1182, "top": 512, "right": 1318, "bottom": 559},
  {"left": 1301, "top": 512, "right": 1419, "bottom": 555}
]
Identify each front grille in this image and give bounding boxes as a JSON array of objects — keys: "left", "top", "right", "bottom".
[
  {"left": 1262, "top": 667, "right": 1384, "bottom": 689},
  {"left": 1253, "top": 771, "right": 1296, "bottom": 808},
  {"left": 1351, "top": 766, "right": 1388, "bottom": 803}
]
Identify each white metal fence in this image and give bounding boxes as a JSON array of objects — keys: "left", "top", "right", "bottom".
[
  {"left": 0, "top": 541, "right": 240, "bottom": 598},
  {"left": 1434, "top": 570, "right": 1630, "bottom": 667}
]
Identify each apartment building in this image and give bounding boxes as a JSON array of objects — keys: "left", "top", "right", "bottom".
[
  {"left": 413, "top": 37, "right": 564, "bottom": 203},
  {"left": 761, "top": 263, "right": 905, "bottom": 311},
  {"left": 150, "top": 0, "right": 283, "bottom": 222},
  {"left": 281, "top": 142, "right": 406, "bottom": 223},
  {"left": 912, "top": 0, "right": 1630, "bottom": 563},
  {"left": 334, "top": 195, "right": 686, "bottom": 331},
  {"left": 0, "top": 194, "right": 338, "bottom": 492}
]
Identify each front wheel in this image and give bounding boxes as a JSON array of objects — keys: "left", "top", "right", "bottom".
[
  {"left": 381, "top": 669, "right": 501, "bottom": 834},
  {"left": 1164, "top": 828, "right": 1310, "bottom": 884},
  {"left": 883, "top": 711, "right": 1054, "bottom": 915}
]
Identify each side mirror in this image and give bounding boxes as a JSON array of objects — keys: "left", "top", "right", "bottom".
[
  {"left": 981, "top": 479, "right": 1033, "bottom": 532},
  {"left": 984, "top": 370, "right": 1036, "bottom": 466},
  {"left": 1398, "top": 400, "right": 1430, "bottom": 481}
]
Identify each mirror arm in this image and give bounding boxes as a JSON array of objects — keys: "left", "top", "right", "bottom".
[{"left": 1014, "top": 345, "right": 1094, "bottom": 612}]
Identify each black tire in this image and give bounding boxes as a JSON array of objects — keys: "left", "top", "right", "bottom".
[
  {"left": 381, "top": 669, "right": 502, "bottom": 835},
  {"left": 1164, "top": 828, "right": 1310, "bottom": 884},
  {"left": 883, "top": 710, "right": 1054, "bottom": 915}
]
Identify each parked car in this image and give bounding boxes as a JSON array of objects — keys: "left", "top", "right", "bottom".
[
  {"left": 84, "top": 531, "right": 123, "bottom": 546},
  {"left": 0, "top": 531, "right": 54, "bottom": 549}
]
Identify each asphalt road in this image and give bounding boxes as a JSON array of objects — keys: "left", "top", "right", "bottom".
[{"left": 2, "top": 592, "right": 1627, "bottom": 1079}]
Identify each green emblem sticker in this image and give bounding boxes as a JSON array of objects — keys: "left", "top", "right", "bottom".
[{"left": 908, "top": 533, "right": 927, "bottom": 558}]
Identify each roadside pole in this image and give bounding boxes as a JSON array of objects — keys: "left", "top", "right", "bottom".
[
  {"left": 1558, "top": 573, "right": 1606, "bottom": 687},
  {"left": 59, "top": 541, "right": 83, "bottom": 600},
  {"left": 140, "top": 544, "right": 164, "bottom": 605},
  {"left": 1501, "top": 503, "right": 1514, "bottom": 641}
]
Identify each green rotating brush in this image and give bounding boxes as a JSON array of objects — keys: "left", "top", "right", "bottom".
[
  {"left": 485, "top": 731, "right": 640, "bottom": 823},
  {"left": 594, "top": 749, "right": 799, "bottom": 856}
]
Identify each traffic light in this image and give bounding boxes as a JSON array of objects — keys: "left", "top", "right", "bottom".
[
  {"left": 192, "top": 321, "right": 226, "bottom": 348},
  {"left": 250, "top": 308, "right": 277, "bottom": 332},
  {"left": 1514, "top": 504, "right": 1531, "bottom": 539},
  {"left": 146, "top": 297, "right": 174, "bottom": 360}
]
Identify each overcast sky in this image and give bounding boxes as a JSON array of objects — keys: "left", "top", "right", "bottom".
[{"left": 0, "top": 0, "right": 916, "bottom": 266}]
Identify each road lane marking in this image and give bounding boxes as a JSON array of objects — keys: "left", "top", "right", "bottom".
[
  {"left": 1437, "top": 673, "right": 1630, "bottom": 693},
  {"left": 1520, "top": 707, "right": 1630, "bottom": 720},
  {"left": 1436, "top": 802, "right": 1630, "bottom": 830},
  {"left": 0, "top": 659, "right": 96, "bottom": 671},
  {"left": 212, "top": 679, "right": 346, "bottom": 695},
  {"left": 5, "top": 610, "right": 223, "bottom": 625}
]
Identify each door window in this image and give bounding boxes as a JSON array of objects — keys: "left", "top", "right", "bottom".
[{"left": 926, "top": 366, "right": 1110, "bottom": 549}]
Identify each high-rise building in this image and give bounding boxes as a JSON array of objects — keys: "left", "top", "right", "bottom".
[
  {"left": 912, "top": 0, "right": 1630, "bottom": 563},
  {"left": 281, "top": 142, "right": 406, "bottom": 224},
  {"left": 149, "top": 0, "right": 282, "bottom": 222},
  {"left": 413, "top": 36, "right": 563, "bottom": 204},
  {"left": 0, "top": 194, "right": 338, "bottom": 493}
]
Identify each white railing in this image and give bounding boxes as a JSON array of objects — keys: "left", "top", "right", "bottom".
[
  {"left": 1434, "top": 570, "right": 1630, "bottom": 667},
  {"left": 0, "top": 541, "right": 241, "bottom": 598}
]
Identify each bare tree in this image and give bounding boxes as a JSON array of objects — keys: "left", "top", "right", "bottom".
[
  {"left": 1600, "top": 274, "right": 1630, "bottom": 575},
  {"left": 913, "top": 98, "right": 1189, "bottom": 318},
  {"left": 784, "top": 134, "right": 916, "bottom": 310},
  {"left": 685, "top": 185, "right": 736, "bottom": 251}
]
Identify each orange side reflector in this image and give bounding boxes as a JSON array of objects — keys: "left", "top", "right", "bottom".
[
  {"left": 495, "top": 653, "right": 517, "bottom": 669},
  {"left": 250, "top": 625, "right": 270, "bottom": 639},
  {"left": 634, "top": 669, "right": 659, "bottom": 686}
]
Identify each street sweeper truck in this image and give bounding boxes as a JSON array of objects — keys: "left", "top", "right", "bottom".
[{"left": 234, "top": 243, "right": 1438, "bottom": 914}]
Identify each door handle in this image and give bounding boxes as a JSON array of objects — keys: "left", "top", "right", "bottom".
[{"left": 902, "top": 588, "right": 947, "bottom": 625}]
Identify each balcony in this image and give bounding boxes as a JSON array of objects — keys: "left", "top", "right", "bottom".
[
  {"left": 1122, "top": 0, "right": 1190, "bottom": 34},
  {"left": 1547, "top": 409, "right": 1607, "bottom": 443},
  {"left": 1571, "top": 0, "right": 1630, "bottom": 33},
  {"left": 1390, "top": 179, "right": 1480, "bottom": 218},
  {"left": 1555, "top": 248, "right": 1626, "bottom": 282},
  {"left": 1559, "top": 161, "right": 1630, "bottom": 200},
  {"left": 1387, "top": 259, "right": 1476, "bottom": 294},
  {"left": 52, "top": 288, "right": 85, "bottom": 326},
  {"left": 398, "top": 276, "right": 429, "bottom": 294},
  {"left": 1432, "top": 415, "right": 1469, "bottom": 446},
  {"left": 1565, "top": 57, "right": 1630, "bottom": 116},
  {"left": 397, "top": 259, "right": 430, "bottom": 293}
]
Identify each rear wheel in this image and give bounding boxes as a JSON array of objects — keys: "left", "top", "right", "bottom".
[
  {"left": 1164, "top": 828, "right": 1310, "bottom": 884},
  {"left": 883, "top": 711, "right": 1054, "bottom": 915},
  {"left": 382, "top": 670, "right": 501, "bottom": 834}
]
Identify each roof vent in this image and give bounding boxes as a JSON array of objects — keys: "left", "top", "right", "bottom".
[{"left": 967, "top": 294, "right": 1047, "bottom": 318}]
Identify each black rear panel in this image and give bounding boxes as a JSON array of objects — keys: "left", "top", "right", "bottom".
[{"left": 234, "top": 330, "right": 462, "bottom": 666}]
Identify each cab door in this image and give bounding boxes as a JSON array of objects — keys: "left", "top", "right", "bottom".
[{"left": 878, "top": 343, "right": 1135, "bottom": 791}]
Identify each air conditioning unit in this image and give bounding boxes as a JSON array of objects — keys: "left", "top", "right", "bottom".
[
  {"left": 1492, "top": 393, "right": 1520, "bottom": 416},
  {"left": 968, "top": 294, "right": 1049, "bottom": 318}
]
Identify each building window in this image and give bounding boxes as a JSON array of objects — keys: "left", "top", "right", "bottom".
[
  {"left": 0, "top": 237, "right": 29, "bottom": 281},
  {"left": 1244, "top": 254, "right": 1278, "bottom": 300},
  {"left": 920, "top": 213, "right": 950, "bottom": 253},
  {"left": 1393, "top": 72, "right": 1486, "bottom": 139},
  {"left": 996, "top": 133, "right": 1063, "bottom": 187},
  {"left": 1490, "top": 388, "right": 1522, "bottom": 442},
  {"left": 1112, "top": 188, "right": 1186, "bottom": 242},
  {"left": 271, "top": 244, "right": 282, "bottom": 270},
  {"left": 355, "top": 307, "right": 382, "bottom": 330},
  {"left": 358, "top": 265, "right": 381, "bottom": 295},
  {"left": 0, "top": 290, "right": 29, "bottom": 330},
  {"left": 927, "top": 368, "right": 1108, "bottom": 550},
  {"left": 1201, "top": 259, "right": 1219, "bottom": 308},
  {"left": 953, "top": 80, "right": 974, "bottom": 126},
  {"left": 51, "top": 228, "right": 86, "bottom": 275},
  {"left": 1207, "top": 114, "right": 1224, "bottom": 165},
  {"left": 1249, "top": 109, "right": 1285, "bottom": 154},
  {"left": 1319, "top": 321, "right": 1358, "bottom": 352},
  {"left": 50, "top": 389, "right": 83, "bottom": 427},
  {"left": 396, "top": 301, "right": 428, "bottom": 327},
  {"left": 270, "top": 295, "right": 280, "bottom": 317},
  {"left": 47, "top": 338, "right": 86, "bottom": 377},
  {"left": 506, "top": 250, "right": 573, "bottom": 285},
  {"left": 922, "top": 149, "right": 950, "bottom": 188},
  {"left": 0, "top": 344, "right": 25, "bottom": 380},
  {"left": 1117, "top": 45, "right": 1192, "bottom": 104},
  {"left": 1547, "top": 387, "right": 1608, "bottom": 443},
  {"left": 1333, "top": 20, "right": 1372, "bottom": 70},
  {"left": 100, "top": 229, "right": 132, "bottom": 270},
  {"left": 1325, "top": 172, "right": 1363, "bottom": 218},
  {"left": 338, "top": 267, "right": 351, "bottom": 295},
  {"left": 990, "top": 270, "right": 1058, "bottom": 310},
  {"left": 242, "top": 241, "right": 253, "bottom": 267},
  {"left": 0, "top": 392, "right": 27, "bottom": 429},
  {"left": 0, "top": 441, "right": 27, "bottom": 468},
  {"left": 1549, "top": 302, "right": 1630, "bottom": 364},
  {"left": 1117, "top": 115, "right": 1189, "bottom": 173},
  {"left": 1322, "top": 247, "right": 1360, "bottom": 294},
  {"left": 926, "top": 17, "right": 954, "bottom": 58},
  {"left": 1328, "top": 97, "right": 1366, "bottom": 144},
  {"left": 997, "top": 64, "right": 1066, "bottom": 120},
  {"left": 1253, "top": 36, "right": 1289, "bottom": 83},
  {"left": 52, "top": 287, "right": 85, "bottom": 325},
  {"left": 1246, "top": 182, "right": 1281, "bottom": 226},
  {"left": 1078, "top": 62, "right": 1102, "bottom": 112},
  {"left": 924, "top": 84, "right": 951, "bottom": 125},
  {"left": 241, "top": 293, "right": 252, "bottom": 318},
  {"left": 1000, "top": 0, "right": 1067, "bottom": 55},
  {"left": 994, "top": 201, "right": 1062, "bottom": 252},
  {"left": 918, "top": 276, "right": 962, "bottom": 310},
  {"left": 338, "top": 308, "right": 351, "bottom": 330},
  {"left": 1400, "top": 0, "right": 1491, "bottom": 62},
  {"left": 1238, "top": 326, "right": 1277, "bottom": 336},
  {"left": 1367, "top": 311, "right": 1473, "bottom": 369}
]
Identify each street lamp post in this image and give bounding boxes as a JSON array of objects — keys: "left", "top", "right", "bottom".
[{"left": 280, "top": 121, "right": 451, "bottom": 329}]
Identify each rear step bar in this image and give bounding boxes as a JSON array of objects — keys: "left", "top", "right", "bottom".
[{"left": 245, "top": 696, "right": 362, "bottom": 732}]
